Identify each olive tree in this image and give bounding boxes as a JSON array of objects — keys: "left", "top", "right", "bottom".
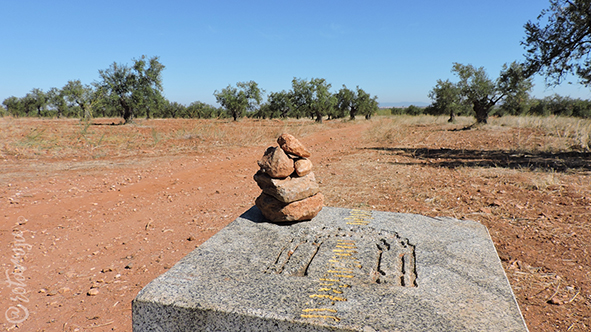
[
  {"left": 266, "top": 90, "right": 294, "bottom": 119},
  {"left": 335, "top": 85, "right": 355, "bottom": 119},
  {"left": 97, "top": 55, "right": 165, "bottom": 123},
  {"left": 451, "top": 62, "right": 533, "bottom": 123},
  {"left": 47, "top": 87, "right": 68, "bottom": 118},
  {"left": 290, "top": 77, "right": 334, "bottom": 123},
  {"left": 214, "top": 81, "right": 263, "bottom": 121},
  {"left": 355, "top": 86, "right": 379, "bottom": 120},
  {"left": 428, "top": 79, "right": 463, "bottom": 122},
  {"left": 523, "top": 0, "right": 591, "bottom": 86},
  {"left": 2, "top": 96, "right": 23, "bottom": 117},
  {"left": 26, "top": 88, "right": 47, "bottom": 117},
  {"left": 62, "top": 80, "right": 97, "bottom": 120}
]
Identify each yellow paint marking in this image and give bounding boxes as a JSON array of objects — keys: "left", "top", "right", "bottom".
[
  {"left": 335, "top": 245, "right": 356, "bottom": 249},
  {"left": 302, "top": 308, "right": 338, "bottom": 313},
  {"left": 317, "top": 288, "right": 343, "bottom": 294},
  {"left": 319, "top": 278, "right": 340, "bottom": 282},
  {"left": 319, "top": 283, "right": 334, "bottom": 286},
  {"left": 310, "top": 294, "right": 347, "bottom": 301},
  {"left": 335, "top": 253, "right": 352, "bottom": 256},
  {"left": 331, "top": 274, "right": 354, "bottom": 278},
  {"left": 301, "top": 314, "right": 340, "bottom": 322}
]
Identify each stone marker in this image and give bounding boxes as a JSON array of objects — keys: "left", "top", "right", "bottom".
[
  {"left": 255, "top": 134, "right": 323, "bottom": 222},
  {"left": 133, "top": 207, "right": 528, "bottom": 331}
]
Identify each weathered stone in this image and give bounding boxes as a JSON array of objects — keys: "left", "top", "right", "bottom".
[
  {"left": 294, "top": 158, "right": 313, "bottom": 176},
  {"left": 253, "top": 170, "right": 319, "bottom": 203},
  {"left": 277, "top": 133, "right": 311, "bottom": 158},
  {"left": 255, "top": 192, "right": 324, "bottom": 222},
  {"left": 257, "top": 146, "right": 294, "bottom": 178},
  {"left": 133, "top": 207, "right": 529, "bottom": 331}
]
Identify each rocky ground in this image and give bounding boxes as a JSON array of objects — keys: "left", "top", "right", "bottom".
[{"left": 0, "top": 116, "right": 589, "bottom": 331}]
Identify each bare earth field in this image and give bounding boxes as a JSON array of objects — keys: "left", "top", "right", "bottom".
[{"left": 1, "top": 115, "right": 590, "bottom": 331}]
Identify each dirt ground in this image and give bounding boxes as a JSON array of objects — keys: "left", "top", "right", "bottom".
[{"left": 1, "top": 116, "right": 590, "bottom": 331}]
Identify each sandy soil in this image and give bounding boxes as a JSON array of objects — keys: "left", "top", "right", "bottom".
[{"left": 1, "top": 117, "right": 590, "bottom": 331}]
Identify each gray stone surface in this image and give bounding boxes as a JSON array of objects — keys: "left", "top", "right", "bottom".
[{"left": 133, "top": 207, "right": 528, "bottom": 332}]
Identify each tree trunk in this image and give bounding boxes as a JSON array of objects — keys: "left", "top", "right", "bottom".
[
  {"left": 350, "top": 107, "right": 357, "bottom": 120},
  {"left": 448, "top": 109, "right": 455, "bottom": 123},
  {"left": 473, "top": 100, "right": 489, "bottom": 124},
  {"left": 315, "top": 111, "right": 323, "bottom": 123},
  {"left": 121, "top": 99, "right": 134, "bottom": 124}
]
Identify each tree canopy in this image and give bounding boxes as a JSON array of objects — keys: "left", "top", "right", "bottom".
[
  {"left": 97, "top": 55, "right": 165, "bottom": 123},
  {"left": 429, "top": 62, "right": 533, "bottom": 123},
  {"left": 523, "top": 0, "right": 591, "bottom": 86},
  {"left": 214, "top": 81, "right": 263, "bottom": 121},
  {"left": 290, "top": 78, "right": 335, "bottom": 123},
  {"left": 428, "top": 79, "right": 462, "bottom": 122}
]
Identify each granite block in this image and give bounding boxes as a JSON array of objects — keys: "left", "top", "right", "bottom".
[{"left": 133, "top": 207, "right": 528, "bottom": 331}]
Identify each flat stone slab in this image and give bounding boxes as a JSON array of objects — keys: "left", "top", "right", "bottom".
[{"left": 133, "top": 207, "right": 528, "bottom": 331}]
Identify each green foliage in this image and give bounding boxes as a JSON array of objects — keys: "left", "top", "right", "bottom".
[
  {"left": 214, "top": 81, "right": 263, "bottom": 121},
  {"left": 97, "top": 55, "right": 165, "bottom": 123},
  {"left": 391, "top": 105, "right": 425, "bottom": 116},
  {"left": 355, "top": 86, "right": 379, "bottom": 120},
  {"left": 46, "top": 87, "right": 68, "bottom": 118},
  {"left": 529, "top": 95, "right": 591, "bottom": 118},
  {"left": 428, "top": 79, "right": 462, "bottom": 121},
  {"left": 2, "top": 96, "right": 24, "bottom": 117},
  {"left": 428, "top": 62, "right": 533, "bottom": 123},
  {"left": 62, "top": 80, "right": 98, "bottom": 120},
  {"left": 335, "top": 85, "right": 355, "bottom": 119},
  {"left": 290, "top": 78, "right": 335, "bottom": 123},
  {"left": 28, "top": 88, "right": 47, "bottom": 117},
  {"left": 523, "top": 0, "right": 591, "bottom": 86},
  {"left": 265, "top": 90, "right": 294, "bottom": 119},
  {"left": 184, "top": 101, "right": 221, "bottom": 119}
]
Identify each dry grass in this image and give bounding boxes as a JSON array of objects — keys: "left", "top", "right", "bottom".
[
  {"left": 491, "top": 115, "right": 591, "bottom": 151},
  {"left": 0, "top": 117, "right": 348, "bottom": 160}
]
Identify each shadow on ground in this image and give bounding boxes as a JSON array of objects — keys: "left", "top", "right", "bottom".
[{"left": 367, "top": 147, "right": 591, "bottom": 173}]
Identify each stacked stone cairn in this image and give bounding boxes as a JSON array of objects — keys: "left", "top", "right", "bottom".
[{"left": 254, "top": 134, "right": 324, "bottom": 222}]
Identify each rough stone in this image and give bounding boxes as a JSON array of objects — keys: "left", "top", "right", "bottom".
[
  {"left": 253, "top": 170, "right": 319, "bottom": 203},
  {"left": 255, "top": 192, "right": 324, "bottom": 222},
  {"left": 294, "top": 158, "right": 313, "bottom": 177},
  {"left": 277, "top": 133, "right": 311, "bottom": 158},
  {"left": 257, "top": 146, "right": 295, "bottom": 178},
  {"left": 133, "top": 207, "right": 529, "bottom": 332}
]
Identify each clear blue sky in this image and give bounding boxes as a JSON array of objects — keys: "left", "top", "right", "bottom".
[{"left": 2, "top": 0, "right": 590, "bottom": 107}]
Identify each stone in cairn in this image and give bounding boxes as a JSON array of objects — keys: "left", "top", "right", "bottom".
[{"left": 254, "top": 134, "right": 323, "bottom": 222}]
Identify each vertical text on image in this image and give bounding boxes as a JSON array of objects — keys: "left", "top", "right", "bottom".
[{"left": 4, "top": 216, "right": 31, "bottom": 325}]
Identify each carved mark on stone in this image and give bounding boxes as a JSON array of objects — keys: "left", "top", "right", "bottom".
[{"left": 266, "top": 226, "right": 418, "bottom": 287}]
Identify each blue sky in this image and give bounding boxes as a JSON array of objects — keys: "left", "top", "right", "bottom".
[{"left": 2, "top": 0, "right": 590, "bottom": 107}]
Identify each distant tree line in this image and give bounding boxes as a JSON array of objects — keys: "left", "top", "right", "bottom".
[
  {"left": 393, "top": 94, "right": 591, "bottom": 119},
  {"left": 2, "top": 56, "right": 379, "bottom": 123}
]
